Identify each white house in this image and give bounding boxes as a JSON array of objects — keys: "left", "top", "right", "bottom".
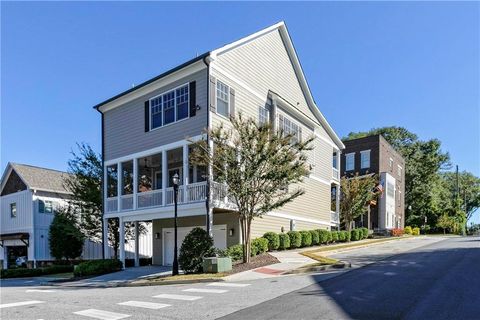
[{"left": 0, "top": 163, "right": 152, "bottom": 269}]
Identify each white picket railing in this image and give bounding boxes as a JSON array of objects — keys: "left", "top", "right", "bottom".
[
  {"left": 137, "top": 189, "right": 163, "bottom": 209},
  {"left": 332, "top": 167, "right": 340, "bottom": 180},
  {"left": 120, "top": 194, "right": 134, "bottom": 211},
  {"left": 186, "top": 182, "right": 207, "bottom": 202},
  {"left": 106, "top": 197, "right": 118, "bottom": 213}
]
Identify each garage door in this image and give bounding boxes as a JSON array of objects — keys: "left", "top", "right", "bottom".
[{"left": 163, "top": 225, "right": 227, "bottom": 266}]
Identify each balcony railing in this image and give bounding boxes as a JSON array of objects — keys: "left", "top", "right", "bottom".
[
  {"left": 331, "top": 211, "right": 340, "bottom": 224},
  {"left": 332, "top": 167, "right": 340, "bottom": 180},
  {"left": 105, "top": 181, "right": 235, "bottom": 214}
]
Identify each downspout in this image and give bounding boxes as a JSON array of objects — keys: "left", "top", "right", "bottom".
[
  {"left": 95, "top": 108, "right": 106, "bottom": 259},
  {"left": 203, "top": 55, "right": 213, "bottom": 237}
]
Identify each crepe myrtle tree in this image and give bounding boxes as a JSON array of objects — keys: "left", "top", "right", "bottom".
[
  {"left": 340, "top": 173, "right": 380, "bottom": 231},
  {"left": 190, "top": 114, "right": 313, "bottom": 263},
  {"left": 64, "top": 143, "right": 146, "bottom": 258}
]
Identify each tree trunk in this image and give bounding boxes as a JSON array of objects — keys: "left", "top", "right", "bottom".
[{"left": 240, "top": 217, "right": 248, "bottom": 263}]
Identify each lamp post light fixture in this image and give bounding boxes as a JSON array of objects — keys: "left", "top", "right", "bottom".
[{"left": 172, "top": 173, "right": 180, "bottom": 276}]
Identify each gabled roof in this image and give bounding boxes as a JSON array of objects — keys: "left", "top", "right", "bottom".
[
  {"left": 0, "top": 163, "right": 72, "bottom": 195},
  {"left": 93, "top": 21, "right": 344, "bottom": 149}
]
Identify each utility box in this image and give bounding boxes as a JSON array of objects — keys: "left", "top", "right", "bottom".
[{"left": 203, "top": 257, "right": 232, "bottom": 273}]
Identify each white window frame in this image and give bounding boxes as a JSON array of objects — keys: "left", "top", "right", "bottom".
[
  {"left": 216, "top": 80, "right": 230, "bottom": 118},
  {"left": 149, "top": 83, "right": 190, "bottom": 131},
  {"left": 10, "top": 202, "right": 16, "bottom": 218},
  {"left": 258, "top": 105, "right": 269, "bottom": 125},
  {"left": 346, "top": 153, "right": 355, "bottom": 171},
  {"left": 389, "top": 158, "right": 394, "bottom": 170},
  {"left": 397, "top": 165, "right": 402, "bottom": 177},
  {"left": 360, "top": 150, "right": 371, "bottom": 169},
  {"left": 278, "top": 114, "right": 301, "bottom": 143}
]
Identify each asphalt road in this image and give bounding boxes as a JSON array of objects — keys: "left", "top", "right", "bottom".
[
  {"left": 1, "top": 236, "right": 477, "bottom": 320},
  {"left": 220, "top": 236, "right": 480, "bottom": 320}
]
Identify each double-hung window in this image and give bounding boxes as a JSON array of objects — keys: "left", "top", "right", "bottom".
[
  {"left": 346, "top": 153, "right": 355, "bottom": 171},
  {"left": 216, "top": 81, "right": 229, "bottom": 117},
  {"left": 39, "top": 200, "right": 53, "bottom": 213},
  {"left": 278, "top": 114, "right": 301, "bottom": 143},
  {"left": 360, "top": 150, "right": 370, "bottom": 169},
  {"left": 259, "top": 105, "right": 269, "bottom": 126},
  {"left": 150, "top": 84, "right": 189, "bottom": 130}
]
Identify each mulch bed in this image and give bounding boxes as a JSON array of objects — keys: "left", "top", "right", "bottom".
[{"left": 227, "top": 253, "right": 280, "bottom": 274}]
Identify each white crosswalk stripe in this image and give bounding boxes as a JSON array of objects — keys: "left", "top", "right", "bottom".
[
  {"left": 153, "top": 293, "right": 203, "bottom": 301},
  {"left": 183, "top": 288, "right": 228, "bottom": 294},
  {"left": 207, "top": 282, "right": 251, "bottom": 288},
  {"left": 117, "top": 301, "right": 170, "bottom": 310},
  {"left": 73, "top": 309, "right": 130, "bottom": 320},
  {"left": 0, "top": 300, "right": 45, "bottom": 309},
  {"left": 26, "top": 289, "right": 57, "bottom": 293}
]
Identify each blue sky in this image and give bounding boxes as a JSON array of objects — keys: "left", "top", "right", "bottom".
[{"left": 2, "top": 2, "right": 479, "bottom": 221}]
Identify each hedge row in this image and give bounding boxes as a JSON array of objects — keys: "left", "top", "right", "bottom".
[
  {"left": 73, "top": 259, "right": 123, "bottom": 277},
  {"left": 405, "top": 226, "right": 420, "bottom": 235},
  {"left": 0, "top": 264, "right": 74, "bottom": 279}
]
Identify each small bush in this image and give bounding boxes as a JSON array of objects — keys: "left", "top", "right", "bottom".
[
  {"left": 74, "top": 259, "right": 122, "bottom": 277},
  {"left": 287, "top": 231, "right": 302, "bottom": 248},
  {"left": 404, "top": 226, "right": 413, "bottom": 235},
  {"left": 338, "top": 231, "right": 346, "bottom": 242},
  {"left": 391, "top": 228, "right": 404, "bottom": 237},
  {"left": 360, "top": 228, "right": 369, "bottom": 240},
  {"left": 0, "top": 264, "right": 74, "bottom": 279},
  {"left": 179, "top": 227, "right": 214, "bottom": 273},
  {"left": 278, "top": 233, "right": 290, "bottom": 250},
  {"left": 317, "top": 230, "right": 330, "bottom": 244},
  {"left": 344, "top": 230, "right": 351, "bottom": 242},
  {"left": 225, "top": 244, "right": 244, "bottom": 261},
  {"left": 263, "top": 232, "right": 280, "bottom": 251},
  {"left": 310, "top": 230, "right": 320, "bottom": 245},
  {"left": 412, "top": 227, "right": 420, "bottom": 236},
  {"left": 251, "top": 238, "right": 269, "bottom": 256},
  {"left": 351, "top": 229, "right": 361, "bottom": 241},
  {"left": 300, "top": 231, "right": 312, "bottom": 247},
  {"left": 326, "top": 231, "right": 333, "bottom": 243},
  {"left": 331, "top": 231, "right": 339, "bottom": 243}
]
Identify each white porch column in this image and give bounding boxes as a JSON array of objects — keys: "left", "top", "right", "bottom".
[
  {"left": 134, "top": 221, "right": 140, "bottom": 267},
  {"left": 162, "top": 151, "right": 167, "bottom": 205},
  {"left": 183, "top": 144, "right": 189, "bottom": 202},
  {"left": 119, "top": 217, "right": 125, "bottom": 268},
  {"left": 133, "top": 158, "right": 138, "bottom": 210},
  {"left": 103, "top": 217, "right": 109, "bottom": 259},
  {"left": 117, "top": 162, "right": 122, "bottom": 212}
]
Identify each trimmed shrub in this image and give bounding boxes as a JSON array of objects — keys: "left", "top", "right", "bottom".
[
  {"left": 0, "top": 264, "right": 74, "bottom": 279},
  {"left": 263, "top": 232, "right": 280, "bottom": 251},
  {"left": 179, "top": 227, "right": 214, "bottom": 273},
  {"left": 326, "top": 230, "right": 333, "bottom": 243},
  {"left": 391, "top": 228, "right": 404, "bottom": 237},
  {"left": 331, "top": 231, "right": 339, "bottom": 243},
  {"left": 300, "top": 231, "right": 312, "bottom": 247},
  {"left": 351, "top": 229, "right": 361, "bottom": 241},
  {"left": 317, "top": 230, "right": 330, "bottom": 244},
  {"left": 278, "top": 233, "right": 290, "bottom": 250},
  {"left": 404, "top": 226, "right": 413, "bottom": 235},
  {"left": 251, "top": 238, "right": 269, "bottom": 256},
  {"left": 287, "top": 231, "right": 302, "bottom": 248},
  {"left": 412, "top": 227, "right": 420, "bottom": 236},
  {"left": 74, "top": 259, "right": 122, "bottom": 277},
  {"left": 344, "top": 230, "right": 351, "bottom": 242},
  {"left": 338, "top": 231, "right": 346, "bottom": 242},
  {"left": 360, "top": 228, "right": 369, "bottom": 240},
  {"left": 225, "top": 244, "right": 244, "bottom": 262},
  {"left": 309, "top": 230, "right": 320, "bottom": 246}
]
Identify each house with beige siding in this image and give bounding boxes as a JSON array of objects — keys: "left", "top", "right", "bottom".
[{"left": 95, "top": 22, "right": 344, "bottom": 267}]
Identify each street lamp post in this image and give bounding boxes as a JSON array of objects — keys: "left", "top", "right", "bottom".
[{"left": 172, "top": 173, "right": 180, "bottom": 276}]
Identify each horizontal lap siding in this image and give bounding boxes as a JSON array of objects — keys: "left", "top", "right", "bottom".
[
  {"left": 104, "top": 69, "right": 208, "bottom": 161},
  {"left": 214, "top": 29, "right": 316, "bottom": 120},
  {"left": 313, "top": 138, "right": 334, "bottom": 181},
  {"left": 250, "top": 215, "right": 289, "bottom": 238}
]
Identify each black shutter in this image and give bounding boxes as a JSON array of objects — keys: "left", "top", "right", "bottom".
[
  {"left": 209, "top": 76, "right": 216, "bottom": 112},
  {"left": 144, "top": 100, "right": 150, "bottom": 132},
  {"left": 189, "top": 81, "right": 196, "bottom": 117},
  {"left": 229, "top": 88, "right": 235, "bottom": 118}
]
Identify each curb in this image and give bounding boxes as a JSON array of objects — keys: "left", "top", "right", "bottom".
[
  {"left": 41, "top": 276, "right": 226, "bottom": 288},
  {"left": 285, "top": 261, "right": 352, "bottom": 275}
]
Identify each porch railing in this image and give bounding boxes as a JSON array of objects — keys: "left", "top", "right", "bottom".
[
  {"left": 332, "top": 168, "right": 340, "bottom": 180},
  {"left": 186, "top": 182, "right": 207, "bottom": 202},
  {"left": 137, "top": 189, "right": 163, "bottom": 209},
  {"left": 331, "top": 211, "right": 340, "bottom": 224},
  {"left": 106, "top": 197, "right": 118, "bottom": 213}
]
